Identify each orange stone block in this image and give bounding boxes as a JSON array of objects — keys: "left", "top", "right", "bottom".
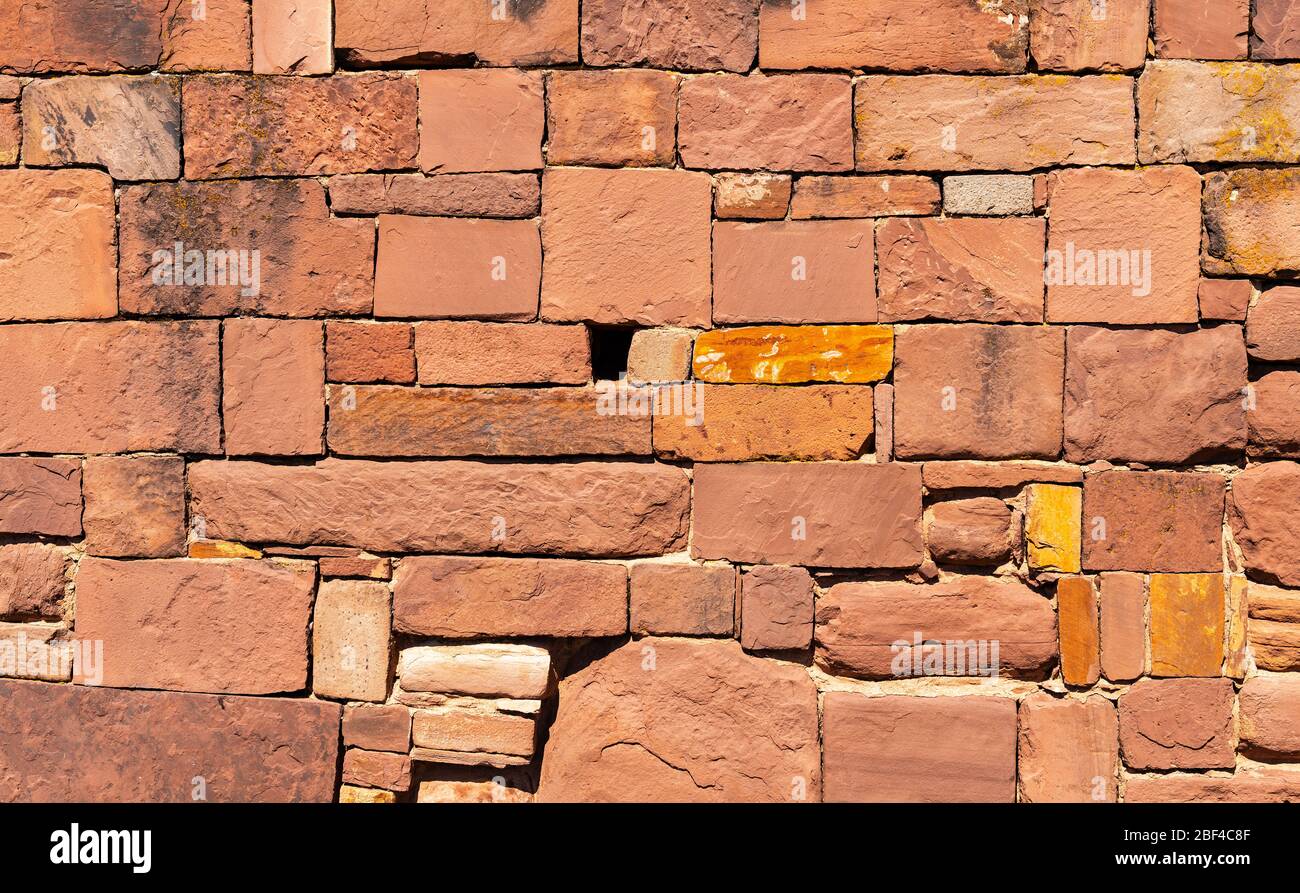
[
  {"left": 692, "top": 325, "right": 893, "bottom": 385},
  {"left": 1057, "top": 576, "right": 1099, "bottom": 686},
  {"left": 1150, "top": 573, "right": 1226, "bottom": 677}
]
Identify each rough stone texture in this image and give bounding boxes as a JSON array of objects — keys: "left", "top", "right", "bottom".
[
  {"left": 942, "top": 175, "right": 1034, "bottom": 216},
  {"left": 0, "top": 680, "right": 339, "bottom": 802},
  {"left": 374, "top": 216, "right": 539, "bottom": 320},
  {"left": 1203, "top": 169, "right": 1300, "bottom": 277},
  {"left": 328, "top": 173, "right": 540, "bottom": 218},
  {"left": 893, "top": 324, "right": 1065, "bottom": 460},
  {"left": 1045, "top": 165, "right": 1201, "bottom": 324},
  {"left": 393, "top": 556, "right": 627, "bottom": 638},
  {"left": 1247, "top": 286, "right": 1300, "bottom": 362},
  {"left": 1018, "top": 693, "right": 1118, "bottom": 803},
  {"left": 654, "top": 384, "right": 873, "bottom": 462},
  {"left": 630, "top": 563, "right": 735, "bottom": 637},
  {"left": 822, "top": 693, "right": 1016, "bottom": 803},
  {"left": 412, "top": 707, "right": 536, "bottom": 762},
  {"left": 815, "top": 576, "right": 1057, "bottom": 679},
  {"left": 680, "top": 74, "right": 852, "bottom": 172},
  {"left": 1025, "top": 483, "right": 1082, "bottom": 574},
  {"left": 1100, "top": 573, "right": 1146, "bottom": 682},
  {"left": 334, "top": 0, "right": 579, "bottom": 67},
  {"left": 1154, "top": 0, "right": 1248, "bottom": 59},
  {"left": 760, "top": 0, "right": 1027, "bottom": 72},
  {"left": 82, "top": 455, "right": 185, "bottom": 558},
  {"left": 1030, "top": 0, "right": 1149, "bottom": 71},
  {"left": 0, "top": 102, "right": 17, "bottom": 165},
  {"left": 693, "top": 325, "right": 892, "bottom": 384},
  {"left": 691, "top": 462, "right": 923, "bottom": 568},
  {"left": 1255, "top": 0, "right": 1300, "bottom": 58},
  {"left": 854, "top": 74, "right": 1135, "bottom": 172},
  {"left": 547, "top": 70, "right": 678, "bottom": 167},
  {"left": 1231, "top": 461, "right": 1300, "bottom": 587},
  {"left": 313, "top": 579, "right": 391, "bottom": 703},
  {"left": 1081, "top": 471, "right": 1225, "bottom": 573},
  {"left": 0, "top": 459, "right": 82, "bottom": 537},
  {"left": 327, "top": 386, "right": 648, "bottom": 458},
  {"left": 712, "top": 220, "right": 876, "bottom": 324},
  {"left": 713, "top": 172, "right": 791, "bottom": 219},
  {"left": 541, "top": 168, "right": 712, "bottom": 326},
  {"left": 343, "top": 704, "right": 412, "bottom": 753},
  {"left": 537, "top": 638, "right": 820, "bottom": 802},
  {"left": 414, "top": 322, "right": 590, "bottom": 386},
  {"left": 926, "top": 497, "right": 1018, "bottom": 566},
  {"left": 418, "top": 70, "right": 543, "bottom": 173},
  {"left": 343, "top": 749, "right": 410, "bottom": 792},
  {"left": 739, "top": 565, "right": 814, "bottom": 652},
  {"left": 22, "top": 75, "right": 179, "bottom": 180},
  {"left": 1118, "top": 677, "right": 1236, "bottom": 770},
  {"left": 340, "top": 785, "right": 397, "bottom": 804},
  {"left": 792, "top": 175, "right": 940, "bottom": 219},
  {"left": 1125, "top": 768, "right": 1300, "bottom": 802},
  {"left": 0, "top": 169, "right": 116, "bottom": 322},
  {"left": 1249, "top": 371, "right": 1300, "bottom": 458},
  {"left": 0, "top": 321, "right": 220, "bottom": 454},
  {"left": 921, "top": 460, "right": 1083, "bottom": 490},
  {"left": 188, "top": 459, "right": 690, "bottom": 555},
  {"left": 877, "top": 217, "right": 1045, "bottom": 322},
  {"left": 161, "top": 0, "right": 253, "bottom": 71},
  {"left": 1057, "top": 576, "right": 1100, "bottom": 686},
  {"left": 1149, "top": 574, "right": 1225, "bottom": 678},
  {"left": 1240, "top": 675, "right": 1300, "bottom": 759},
  {"left": 74, "top": 557, "right": 315, "bottom": 695},
  {"left": 224, "top": 318, "right": 325, "bottom": 457},
  {"left": 1064, "top": 326, "right": 1246, "bottom": 463},
  {"left": 1199, "top": 278, "right": 1253, "bottom": 321},
  {"left": 627, "top": 328, "right": 694, "bottom": 383},
  {"left": 0, "top": 544, "right": 67, "bottom": 620},
  {"left": 326, "top": 322, "right": 415, "bottom": 384},
  {"left": 0, "top": 0, "right": 170, "bottom": 73},
  {"left": 253, "top": 0, "right": 332, "bottom": 74},
  {"left": 399, "top": 643, "right": 550, "bottom": 700},
  {"left": 119, "top": 178, "right": 373, "bottom": 317},
  {"left": 581, "top": 0, "right": 758, "bottom": 72},
  {"left": 1138, "top": 61, "right": 1300, "bottom": 163},
  {"left": 183, "top": 73, "right": 418, "bottom": 178}
]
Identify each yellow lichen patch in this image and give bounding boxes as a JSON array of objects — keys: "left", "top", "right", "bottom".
[
  {"left": 692, "top": 325, "right": 893, "bottom": 384},
  {"left": 1149, "top": 573, "right": 1226, "bottom": 677},
  {"left": 1024, "top": 483, "right": 1081, "bottom": 574},
  {"left": 188, "top": 539, "right": 263, "bottom": 560}
]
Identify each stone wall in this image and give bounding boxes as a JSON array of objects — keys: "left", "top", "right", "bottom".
[{"left": 2, "top": 0, "right": 1300, "bottom": 803}]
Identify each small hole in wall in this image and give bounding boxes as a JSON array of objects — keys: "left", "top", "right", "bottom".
[{"left": 588, "top": 325, "right": 637, "bottom": 382}]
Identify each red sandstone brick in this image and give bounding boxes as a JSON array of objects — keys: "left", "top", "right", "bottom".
[
  {"left": 418, "top": 70, "right": 543, "bottom": 173},
  {"left": 760, "top": 0, "right": 1028, "bottom": 72},
  {"left": 394, "top": 556, "right": 627, "bottom": 638},
  {"left": 83, "top": 456, "right": 185, "bottom": 558},
  {"left": 1099, "top": 572, "right": 1146, "bottom": 682},
  {"left": 252, "top": 0, "right": 332, "bottom": 75},
  {"left": 374, "top": 216, "right": 541, "bottom": 320},
  {"left": 223, "top": 319, "right": 325, "bottom": 457},
  {"left": 790, "top": 175, "right": 939, "bottom": 219},
  {"left": 1018, "top": 693, "right": 1119, "bottom": 803},
  {"left": 413, "top": 322, "right": 590, "bottom": 386},
  {"left": 714, "top": 172, "right": 792, "bottom": 220},
  {"left": 183, "top": 73, "right": 418, "bottom": 178},
  {"left": 547, "top": 69, "right": 679, "bottom": 167},
  {"left": 581, "top": 0, "right": 756, "bottom": 71},
  {"left": 1200, "top": 279, "right": 1253, "bottom": 321},
  {"left": 313, "top": 579, "right": 392, "bottom": 703},
  {"left": 823, "top": 693, "right": 1017, "bottom": 802},
  {"left": 0, "top": 321, "right": 220, "bottom": 455},
  {"left": 343, "top": 704, "right": 412, "bottom": 753},
  {"left": 739, "top": 565, "right": 814, "bottom": 652},
  {"left": 712, "top": 220, "right": 875, "bottom": 324},
  {"left": 0, "top": 459, "right": 82, "bottom": 537},
  {"left": 630, "top": 563, "right": 736, "bottom": 637},
  {"left": 343, "top": 748, "right": 411, "bottom": 792},
  {"left": 0, "top": 680, "right": 339, "bottom": 802},
  {"left": 0, "top": 544, "right": 67, "bottom": 620},
  {"left": 1081, "top": 470, "right": 1225, "bottom": 573},
  {"left": 1118, "top": 677, "right": 1235, "bottom": 770},
  {"left": 679, "top": 73, "right": 853, "bottom": 172},
  {"left": 691, "top": 462, "right": 923, "bottom": 569},
  {"left": 1030, "top": 0, "right": 1150, "bottom": 71},
  {"left": 540, "top": 168, "right": 712, "bottom": 326},
  {"left": 329, "top": 173, "right": 540, "bottom": 218},
  {"left": 1154, "top": 0, "right": 1248, "bottom": 58},
  {"left": 893, "top": 324, "right": 1065, "bottom": 460},
  {"left": 326, "top": 322, "right": 415, "bottom": 384},
  {"left": 925, "top": 497, "right": 1019, "bottom": 566},
  {"left": 1252, "top": 0, "right": 1300, "bottom": 59},
  {"left": 74, "top": 558, "right": 315, "bottom": 695}
]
